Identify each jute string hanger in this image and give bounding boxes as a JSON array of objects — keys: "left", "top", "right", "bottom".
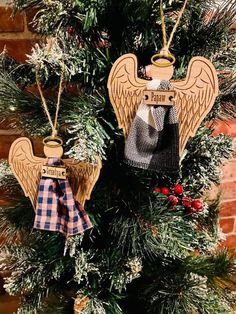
[
  {"left": 151, "top": 0, "right": 188, "bottom": 67},
  {"left": 35, "top": 62, "right": 65, "bottom": 146}
]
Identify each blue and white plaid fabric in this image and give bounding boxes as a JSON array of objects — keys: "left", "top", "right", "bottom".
[{"left": 34, "top": 158, "right": 93, "bottom": 236}]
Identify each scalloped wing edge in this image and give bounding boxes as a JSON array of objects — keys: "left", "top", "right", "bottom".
[
  {"left": 63, "top": 158, "right": 102, "bottom": 206},
  {"left": 107, "top": 53, "right": 147, "bottom": 138},
  {"left": 8, "top": 137, "right": 45, "bottom": 209},
  {"left": 172, "top": 56, "right": 219, "bottom": 154},
  {"left": 172, "top": 56, "right": 218, "bottom": 92}
]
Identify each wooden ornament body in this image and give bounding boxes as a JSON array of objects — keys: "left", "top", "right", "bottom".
[
  {"left": 43, "top": 140, "right": 64, "bottom": 158},
  {"left": 8, "top": 137, "right": 102, "bottom": 208},
  {"left": 107, "top": 53, "right": 218, "bottom": 154}
]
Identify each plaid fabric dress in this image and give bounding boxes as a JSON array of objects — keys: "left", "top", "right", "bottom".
[
  {"left": 124, "top": 79, "right": 179, "bottom": 172},
  {"left": 34, "top": 157, "right": 93, "bottom": 236}
]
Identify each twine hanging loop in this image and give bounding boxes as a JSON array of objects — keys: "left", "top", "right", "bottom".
[
  {"left": 35, "top": 62, "right": 65, "bottom": 144},
  {"left": 152, "top": 0, "right": 188, "bottom": 67}
]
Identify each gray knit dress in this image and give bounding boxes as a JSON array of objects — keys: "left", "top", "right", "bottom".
[{"left": 124, "top": 79, "right": 179, "bottom": 172}]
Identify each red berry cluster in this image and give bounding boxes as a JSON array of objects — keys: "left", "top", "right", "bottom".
[
  {"left": 67, "top": 26, "right": 74, "bottom": 36},
  {"left": 153, "top": 184, "right": 203, "bottom": 214}
]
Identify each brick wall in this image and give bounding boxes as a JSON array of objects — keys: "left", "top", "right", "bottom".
[
  {"left": 0, "top": 3, "right": 41, "bottom": 158},
  {"left": 213, "top": 121, "right": 236, "bottom": 247},
  {"left": 0, "top": 3, "right": 39, "bottom": 62}
]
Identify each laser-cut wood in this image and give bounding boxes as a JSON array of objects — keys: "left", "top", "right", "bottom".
[
  {"left": 8, "top": 137, "right": 102, "bottom": 208},
  {"left": 41, "top": 165, "right": 67, "bottom": 179},
  {"left": 143, "top": 90, "right": 175, "bottom": 106},
  {"left": 107, "top": 53, "right": 219, "bottom": 154}
]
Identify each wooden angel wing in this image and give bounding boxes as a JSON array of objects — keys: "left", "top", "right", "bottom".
[
  {"left": 8, "top": 137, "right": 45, "bottom": 209},
  {"left": 172, "top": 56, "right": 219, "bottom": 154},
  {"left": 63, "top": 158, "right": 102, "bottom": 206},
  {"left": 107, "top": 53, "right": 147, "bottom": 138}
]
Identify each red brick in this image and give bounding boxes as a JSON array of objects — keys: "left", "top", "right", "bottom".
[
  {"left": 0, "top": 39, "right": 38, "bottom": 62},
  {"left": 0, "top": 294, "right": 20, "bottom": 314},
  {"left": 0, "top": 7, "right": 24, "bottom": 32},
  {"left": 25, "top": 8, "right": 38, "bottom": 33},
  {"left": 220, "top": 201, "right": 236, "bottom": 217},
  {"left": 0, "top": 134, "right": 19, "bottom": 158},
  {"left": 221, "top": 181, "right": 236, "bottom": 200},
  {"left": 222, "top": 161, "right": 236, "bottom": 180},
  {"left": 219, "top": 218, "right": 234, "bottom": 233},
  {"left": 0, "top": 276, "right": 4, "bottom": 294},
  {"left": 207, "top": 184, "right": 220, "bottom": 201},
  {"left": 0, "top": 199, "right": 12, "bottom": 207},
  {"left": 212, "top": 120, "right": 236, "bottom": 137},
  {"left": 220, "top": 235, "right": 236, "bottom": 248},
  {"left": 0, "top": 135, "right": 44, "bottom": 158}
]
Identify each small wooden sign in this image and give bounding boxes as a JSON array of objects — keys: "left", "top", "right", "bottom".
[
  {"left": 143, "top": 90, "right": 175, "bottom": 106},
  {"left": 41, "top": 165, "right": 67, "bottom": 179}
]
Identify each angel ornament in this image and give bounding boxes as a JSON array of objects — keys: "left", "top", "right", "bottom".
[
  {"left": 9, "top": 67, "right": 102, "bottom": 236},
  {"left": 110, "top": 53, "right": 180, "bottom": 172},
  {"left": 107, "top": 0, "right": 218, "bottom": 172},
  {"left": 9, "top": 137, "right": 102, "bottom": 236}
]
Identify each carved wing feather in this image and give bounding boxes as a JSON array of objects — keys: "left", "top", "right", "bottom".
[
  {"left": 172, "top": 56, "right": 218, "bottom": 154},
  {"left": 63, "top": 158, "right": 102, "bottom": 206},
  {"left": 107, "top": 53, "right": 147, "bottom": 138},
  {"left": 8, "top": 137, "right": 45, "bottom": 209}
]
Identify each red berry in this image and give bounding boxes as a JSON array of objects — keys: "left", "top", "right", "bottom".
[
  {"left": 191, "top": 199, "right": 203, "bottom": 212},
  {"left": 173, "top": 184, "right": 183, "bottom": 195},
  {"left": 153, "top": 187, "right": 161, "bottom": 193},
  {"left": 168, "top": 195, "right": 178, "bottom": 205},
  {"left": 67, "top": 26, "right": 74, "bottom": 35},
  {"left": 161, "top": 187, "right": 170, "bottom": 195},
  {"left": 182, "top": 197, "right": 192, "bottom": 208}
]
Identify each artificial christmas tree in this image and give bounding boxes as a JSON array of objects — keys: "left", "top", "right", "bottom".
[{"left": 0, "top": 0, "right": 235, "bottom": 313}]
